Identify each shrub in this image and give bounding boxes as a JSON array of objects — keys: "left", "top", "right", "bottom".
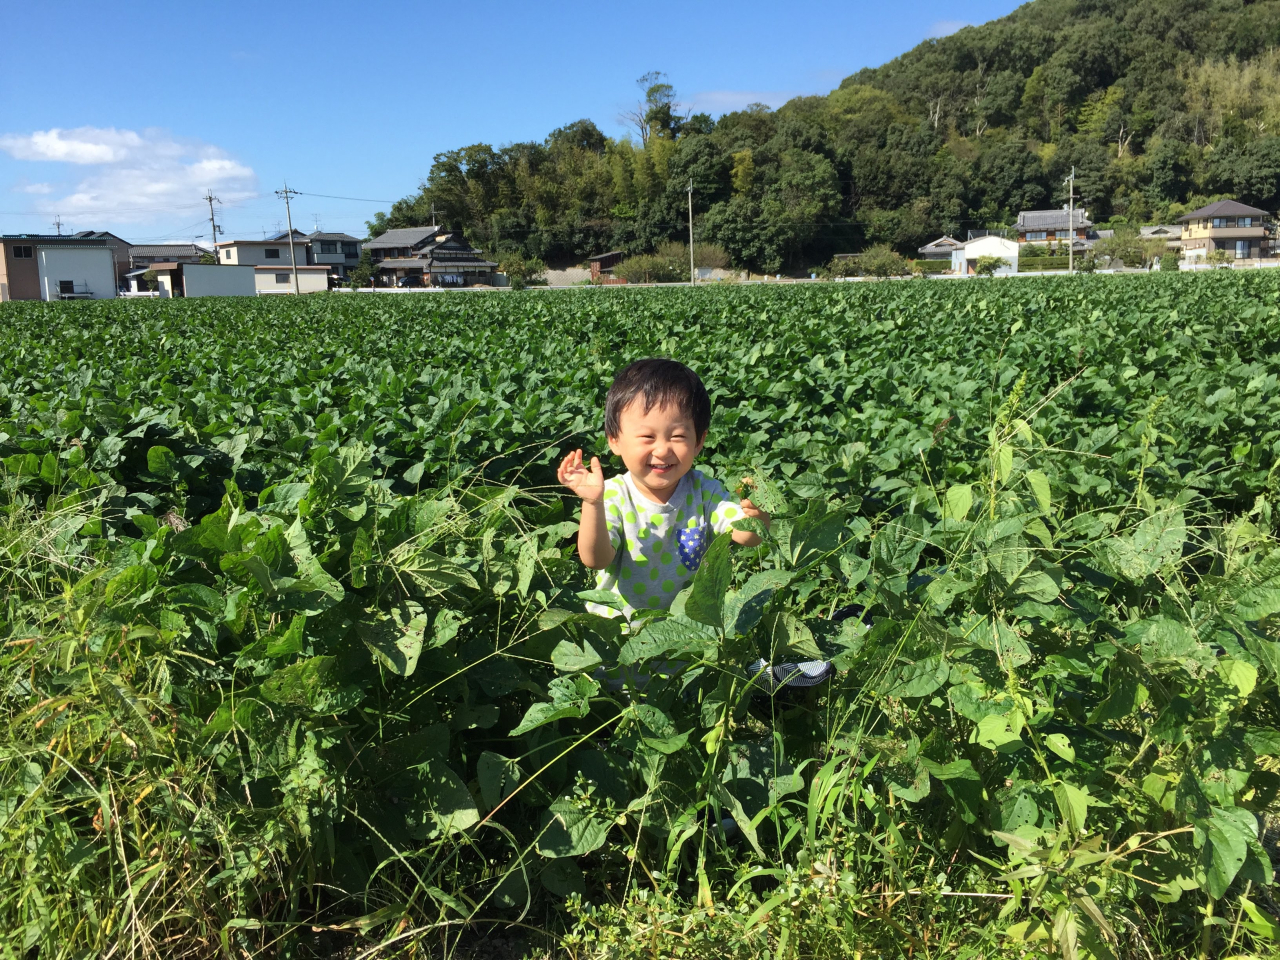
[
  {"left": 499, "top": 253, "right": 547, "bottom": 290},
  {"left": 1160, "top": 251, "right": 1180, "bottom": 272},
  {"left": 614, "top": 252, "right": 685, "bottom": 284},
  {"left": 859, "top": 243, "right": 910, "bottom": 278},
  {"left": 973, "top": 255, "right": 1008, "bottom": 277}
]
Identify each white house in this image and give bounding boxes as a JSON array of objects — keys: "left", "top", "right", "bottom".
[
  {"left": 37, "top": 246, "right": 117, "bottom": 300},
  {"left": 951, "top": 235, "right": 1019, "bottom": 276},
  {"left": 254, "top": 265, "right": 330, "bottom": 294},
  {"left": 217, "top": 230, "right": 309, "bottom": 267}
]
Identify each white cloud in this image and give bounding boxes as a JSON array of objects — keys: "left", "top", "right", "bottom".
[
  {"left": 925, "top": 19, "right": 971, "bottom": 38},
  {"left": 0, "top": 126, "right": 256, "bottom": 224},
  {"left": 686, "top": 90, "right": 803, "bottom": 114},
  {"left": 14, "top": 181, "right": 54, "bottom": 194}
]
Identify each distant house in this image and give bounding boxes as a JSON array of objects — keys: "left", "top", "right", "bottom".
[
  {"left": 367, "top": 226, "right": 497, "bottom": 287},
  {"left": 142, "top": 262, "right": 257, "bottom": 298},
  {"left": 951, "top": 235, "right": 1019, "bottom": 276},
  {"left": 217, "top": 231, "right": 308, "bottom": 268},
  {"left": 588, "top": 251, "right": 625, "bottom": 279},
  {"left": 1, "top": 234, "right": 116, "bottom": 301},
  {"left": 130, "top": 243, "right": 205, "bottom": 268},
  {"left": 1139, "top": 225, "right": 1182, "bottom": 251},
  {"left": 916, "top": 236, "right": 962, "bottom": 260},
  {"left": 1178, "top": 200, "right": 1273, "bottom": 260},
  {"left": 306, "top": 231, "right": 362, "bottom": 279},
  {"left": 1015, "top": 208, "right": 1092, "bottom": 250}
]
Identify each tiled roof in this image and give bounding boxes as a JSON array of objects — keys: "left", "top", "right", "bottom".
[
  {"left": 917, "top": 235, "right": 962, "bottom": 254},
  {"left": 364, "top": 226, "right": 443, "bottom": 248},
  {"left": 307, "top": 231, "right": 361, "bottom": 242},
  {"left": 1177, "top": 199, "right": 1269, "bottom": 221},
  {"left": 1016, "top": 209, "right": 1092, "bottom": 230},
  {"left": 130, "top": 244, "right": 203, "bottom": 258}
]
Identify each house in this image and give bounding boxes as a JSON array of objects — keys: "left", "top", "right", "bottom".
[
  {"left": 0, "top": 234, "right": 116, "bottom": 300},
  {"left": 1015, "top": 208, "right": 1093, "bottom": 250},
  {"left": 130, "top": 243, "right": 205, "bottom": 268},
  {"left": 216, "top": 231, "right": 308, "bottom": 267},
  {"left": 1139, "top": 225, "right": 1182, "bottom": 251},
  {"left": 306, "top": 231, "right": 362, "bottom": 279},
  {"left": 143, "top": 262, "right": 257, "bottom": 297},
  {"left": 916, "top": 236, "right": 962, "bottom": 260},
  {"left": 951, "top": 235, "right": 1019, "bottom": 276},
  {"left": 72, "top": 230, "right": 133, "bottom": 283},
  {"left": 1177, "top": 200, "right": 1273, "bottom": 261},
  {"left": 588, "top": 251, "right": 625, "bottom": 279},
  {"left": 368, "top": 226, "right": 497, "bottom": 287}
]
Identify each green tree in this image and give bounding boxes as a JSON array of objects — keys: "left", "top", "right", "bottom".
[
  {"left": 860, "top": 244, "right": 911, "bottom": 277},
  {"left": 613, "top": 252, "right": 684, "bottom": 283},
  {"left": 499, "top": 253, "right": 547, "bottom": 290},
  {"left": 348, "top": 250, "right": 377, "bottom": 289},
  {"left": 973, "top": 255, "right": 1009, "bottom": 276},
  {"left": 198, "top": 251, "right": 217, "bottom": 265}
]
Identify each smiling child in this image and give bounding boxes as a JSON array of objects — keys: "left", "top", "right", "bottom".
[{"left": 557, "top": 358, "right": 767, "bottom": 619}]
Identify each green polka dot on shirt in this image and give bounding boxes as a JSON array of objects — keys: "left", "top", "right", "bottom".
[
  {"left": 660, "top": 551, "right": 673, "bottom": 564},
  {"left": 649, "top": 567, "right": 660, "bottom": 581},
  {"left": 662, "top": 579, "right": 675, "bottom": 591}
]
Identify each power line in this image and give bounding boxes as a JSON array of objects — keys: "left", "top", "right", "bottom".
[{"left": 295, "top": 190, "right": 399, "bottom": 203}]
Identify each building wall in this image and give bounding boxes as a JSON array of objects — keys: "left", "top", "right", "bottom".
[
  {"left": 182, "top": 263, "right": 257, "bottom": 297},
  {"left": 1, "top": 242, "right": 41, "bottom": 300},
  {"left": 37, "top": 247, "right": 117, "bottom": 299},
  {"left": 222, "top": 241, "right": 307, "bottom": 267},
  {"left": 255, "top": 267, "right": 329, "bottom": 294}
]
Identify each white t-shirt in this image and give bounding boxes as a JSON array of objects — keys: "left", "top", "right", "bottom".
[{"left": 588, "top": 468, "right": 745, "bottom": 619}]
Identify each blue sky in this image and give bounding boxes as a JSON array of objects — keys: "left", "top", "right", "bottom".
[{"left": 0, "top": 0, "right": 1023, "bottom": 244}]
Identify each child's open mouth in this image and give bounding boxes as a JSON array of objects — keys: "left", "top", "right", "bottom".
[{"left": 648, "top": 463, "right": 674, "bottom": 474}]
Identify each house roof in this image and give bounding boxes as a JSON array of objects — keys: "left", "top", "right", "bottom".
[
  {"left": 73, "top": 230, "right": 131, "bottom": 244},
  {"left": 364, "top": 226, "right": 444, "bottom": 249},
  {"left": 375, "top": 258, "right": 428, "bottom": 269},
  {"left": 4, "top": 233, "right": 108, "bottom": 243},
  {"left": 587, "top": 250, "right": 624, "bottom": 261},
  {"left": 1140, "top": 225, "right": 1181, "bottom": 236},
  {"left": 1016, "top": 208, "right": 1092, "bottom": 231},
  {"left": 130, "top": 244, "right": 203, "bottom": 258},
  {"left": 253, "top": 264, "right": 329, "bottom": 270},
  {"left": 917, "top": 235, "right": 961, "bottom": 254},
  {"left": 1177, "top": 199, "right": 1270, "bottom": 221},
  {"left": 307, "top": 231, "right": 361, "bottom": 242}
]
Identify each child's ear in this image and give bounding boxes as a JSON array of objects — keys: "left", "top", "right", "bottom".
[
  {"left": 606, "top": 434, "right": 621, "bottom": 456},
  {"left": 694, "top": 431, "right": 707, "bottom": 455}
]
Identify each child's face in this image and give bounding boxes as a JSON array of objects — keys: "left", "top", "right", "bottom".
[{"left": 607, "top": 399, "right": 704, "bottom": 503}]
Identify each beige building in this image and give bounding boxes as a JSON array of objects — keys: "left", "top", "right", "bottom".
[
  {"left": 216, "top": 230, "right": 309, "bottom": 267},
  {"left": 254, "top": 265, "right": 330, "bottom": 294},
  {"left": 1178, "top": 200, "right": 1272, "bottom": 260}
]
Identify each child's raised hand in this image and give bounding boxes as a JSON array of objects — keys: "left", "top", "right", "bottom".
[
  {"left": 740, "top": 498, "right": 770, "bottom": 527},
  {"left": 558, "top": 449, "right": 605, "bottom": 502}
]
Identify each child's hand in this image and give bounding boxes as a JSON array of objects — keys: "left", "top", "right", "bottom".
[
  {"left": 558, "top": 448, "right": 605, "bottom": 502},
  {"left": 740, "top": 498, "right": 771, "bottom": 528}
]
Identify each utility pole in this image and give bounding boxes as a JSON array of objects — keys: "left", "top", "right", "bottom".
[
  {"left": 204, "top": 190, "right": 221, "bottom": 264},
  {"left": 275, "top": 181, "right": 301, "bottom": 295},
  {"left": 52, "top": 215, "right": 63, "bottom": 236},
  {"left": 1064, "top": 166, "right": 1076, "bottom": 275},
  {"left": 687, "top": 179, "right": 696, "bottom": 284}
]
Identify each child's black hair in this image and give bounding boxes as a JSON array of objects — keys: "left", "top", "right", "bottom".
[{"left": 604, "top": 359, "right": 711, "bottom": 439}]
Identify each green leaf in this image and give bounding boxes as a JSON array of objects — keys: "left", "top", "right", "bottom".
[
  {"left": 684, "top": 532, "right": 733, "bottom": 630},
  {"left": 403, "top": 760, "right": 480, "bottom": 839},
  {"left": 264, "top": 614, "right": 306, "bottom": 658},
  {"left": 1053, "top": 781, "right": 1088, "bottom": 835},
  {"left": 477, "top": 751, "right": 523, "bottom": 809},
  {"left": 943, "top": 484, "right": 973, "bottom": 521},
  {"left": 1044, "top": 733, "right": 1075, "bottom": 762},
  {"left": 885, "top": 655, "right": 949, "bottom": 698},
  {"left": 360, "top": 603, "right": 428, "bottom": 676},
  {"left": 1202, "top": 806, "right": 1253, "bottom": 899},
  {"left": 1024, "top": 470, "right": 1051, "bottom": 514},
  {"left": 551, "top": 638, "right": 604, "bottom": 674},
  {"left": 975, "top": 714, "right": 1023, "bottom": 752},
  {"left": 618, "top": 616, "right": 716, "bottom": 666},
  {"left": 541, "top": 860, "right": 586, "bottom": 897},
  {"left": 537, "top": 795, "right": 612, "bottom": 857},
  {"left": 509, "top": 675, "right": 597, "bottom": 736},
  {"left": 146, "top": 444, "right": 177, "bottom": 479},
  {"left": 723, "top": 569, "right": 792, "bottom": 637}
]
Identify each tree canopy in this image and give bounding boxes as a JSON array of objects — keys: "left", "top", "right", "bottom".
[{"left": 369, "top": 0, "right": 1280, "bottom": 273}]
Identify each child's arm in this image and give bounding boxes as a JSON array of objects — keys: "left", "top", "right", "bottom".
[
  {"left": 733, "top": 497, "right": 770, "bottom": 547},
  {"left": 558, "top": 449, "right": 616, "bottom": 570}
]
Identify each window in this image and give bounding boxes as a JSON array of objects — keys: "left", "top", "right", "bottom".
[
  {"left": 1240, "top": 217, "right": 1254, "bottom": 227},
  {"left": 1212, "top": 217, "right": 1236, "bottom": 228},
  {"left": 1236, "top": 240, "right": 1249, "bottom": 259},
  {"left": 12, "top": 245, "right": 33, "bottom": 259},
  {"left": 275, "top": 273, "right": 290, "bottom": 284},
  {"left": 265, "top": 248, "right": 281, "bottom": 259},
  {"left": 342, "top": 242, "right": 358, "bottom": 257},
  {"left": 58, "top": 280, "right": 75, "bottom": 295},
  {"left": 1025, "top": 231, "right": 1046, "bottom": 241},
  {"left": 224, "top": 249, "right": 232, "bottom": 260},
  {"left": 319, "top": 241, "right": 337, "bottom": 254}
]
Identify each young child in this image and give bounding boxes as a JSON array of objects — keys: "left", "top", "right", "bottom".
[{"left": 557, "top": 358, "right": 768, "bottom": 620}]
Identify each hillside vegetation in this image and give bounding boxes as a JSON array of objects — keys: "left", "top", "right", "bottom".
[
  {"left": 371, "top": 0, "right": 1280, "bottom": 273},
  {"left": 2, "top": 274, "right": 1280, "bottom": 957}
]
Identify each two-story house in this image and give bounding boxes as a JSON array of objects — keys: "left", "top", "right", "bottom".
[
  {"left": 306, "top": 231, "right": 362, "bottom": 280},
  {"left": 216, "top": 230, "right": 330, "bottom": 293},
  {"left": 365, "top": 225, "right": 497, "bottom": 287},
  {"left": 1015, "top": 208, "right": 1093, "bottom": 250},
  {"left": 1178, "top": 200, "right": 1272, "bottom": 261}
]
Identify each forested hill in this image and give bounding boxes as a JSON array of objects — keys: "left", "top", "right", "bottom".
[{"left": 370, "top": 0, "right": 1280, "bottom": 273}]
